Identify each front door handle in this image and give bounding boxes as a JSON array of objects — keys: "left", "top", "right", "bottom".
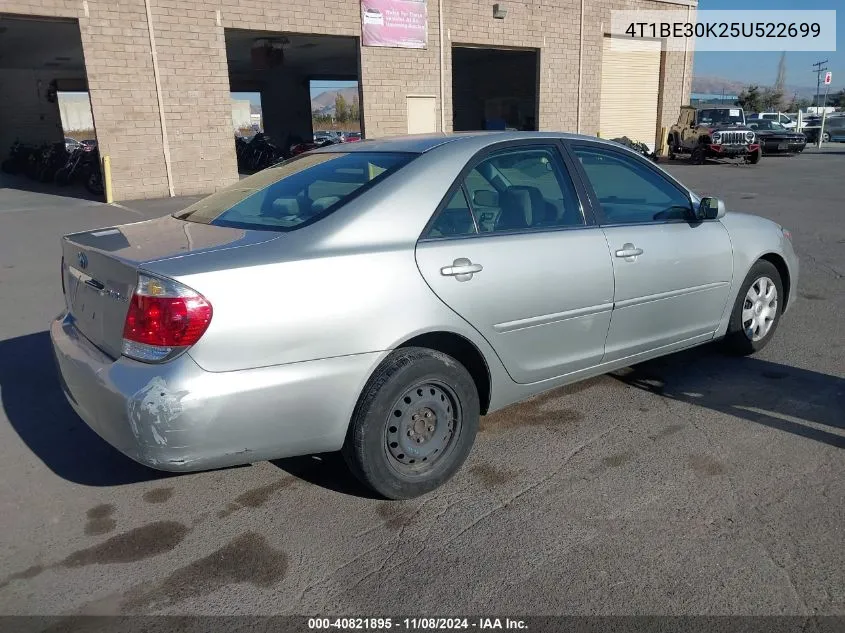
[
  {"left": 615, "top": 243, "right": 643, "bottom": 261},
  {"left": 441, "top": 257, "right": 483, "bottom": 281}
]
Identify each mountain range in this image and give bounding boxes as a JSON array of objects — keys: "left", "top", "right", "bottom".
[
  {"left": 692, "top": 74, "right": 821, "bottom": 98},
  {"left": 311, "top": 87, "right": 360, "bottom": 115}
]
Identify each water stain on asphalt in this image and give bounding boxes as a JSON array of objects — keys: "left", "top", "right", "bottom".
[
  {"left": 376, "top": 502, "right": 416, "bottom": 530},
  {"left": 761, "top": 371, "right": 789, "bottom": 380},
  {"left": 0, "top": 564, "right": 45, "bottom": 589},
  {"left": 217, "top": 478, "right": 296, "bottom": 518},
  {"left": 652, "top": 424, "right": 684, "bottom": 440},
  {"left": 121, "top": 532, "right": 287, "bottom": 611},
  {"left": 470, "top": 463, "right": 516, "bottom": 488},
  {"left": 85, "top": 504, "right": 117, "bottom": 536},
  {"left": 689, "top": 455, "right": 725, "bottom": 476},
  {"left": 800, "top": 292, "right": 826, "bottom": 301},
  {"left": 63, "top": 521, "right": 190, "bottom": 567},
  {"left": 601, "top": 451, "right": 636, "bottom": 468},
  {"left": 142, "top": 487, "right": 173, "bottom": 504},
  {"left": 480, "top": 388, "right": 584, "bottom": 432}
]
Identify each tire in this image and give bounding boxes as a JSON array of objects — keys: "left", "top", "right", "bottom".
[
  {"left": 723, "top": 260, "right": 784, "bottom": 356},
  {"left": 747, "top": 147, "right": 762, "bottom": 164},
  {"left": 85, "top": 171, "right": 104, "bottom": 195},
  {"left": 689, "top": 145, "right": 706, "bottom": 165},
  {"left": 822, "top": 132, "right": 830, "bottom": 143},
  {"left": 342, "top": 347, "right": 480, "bottom": 500},
  {"left": 667, "top": 135, "right": 677, "bottom": 160}
]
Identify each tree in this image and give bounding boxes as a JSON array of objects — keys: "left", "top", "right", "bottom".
[
  {"left": 829, "top": 89, "right": 845, "bottom": 108},
  {"left": 760, "top": 87, "right": 784, "bottom": 111},
  {"left": 736, "top": 85, "right": 763, "bottom": 113},
  {"left": 335, "top": 93, "right": 348, "bottom": 123}
]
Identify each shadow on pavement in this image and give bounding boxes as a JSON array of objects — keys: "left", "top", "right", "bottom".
[
  {"left": 271, "top": 453, "right": 381, "bottom": 500},
  {"left": 0, "top": 172, "right": 102, "bottom": 202},
  {"left": 612, "top": 345, "right": 845, "bottom": 449},
  {"left": 0, "top": 331, "right": 169, "bottom": 486}
]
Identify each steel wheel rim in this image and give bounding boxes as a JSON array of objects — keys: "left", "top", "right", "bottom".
[
  {"left": 742, "top": 276, "right": 778, "bottom": 341},
  {"left": 384, "top": 380, "right": 462, "bottom": 476}
]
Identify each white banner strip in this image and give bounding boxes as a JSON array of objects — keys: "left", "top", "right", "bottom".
[{"left": 609, "top": 10, "right": 837, "bottom": 52}]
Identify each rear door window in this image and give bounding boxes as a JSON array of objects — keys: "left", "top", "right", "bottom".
[{"left": 176, "top": 152, "right": 415, "bottom": 231}]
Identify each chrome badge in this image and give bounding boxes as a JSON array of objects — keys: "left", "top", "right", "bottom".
[{"left": 77, "top": 252, "right": 88, "bottom": 270}]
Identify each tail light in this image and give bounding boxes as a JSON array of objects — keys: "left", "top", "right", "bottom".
[{"left": 122, "top": 273, "right": 212, "bottom": 363}]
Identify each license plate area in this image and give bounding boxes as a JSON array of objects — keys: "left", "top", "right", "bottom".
[{"left": 778, "top": 143, "right": 788, "bottom": 150}]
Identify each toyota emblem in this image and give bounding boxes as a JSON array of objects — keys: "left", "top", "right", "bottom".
[{"left": 77, "top": 252, "right": 88, "bottom": 269}]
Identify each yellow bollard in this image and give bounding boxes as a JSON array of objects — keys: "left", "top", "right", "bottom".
[
  {"left": 596, "top": 131, "right": 601, "bottom": 138},
  {"left": 659, "top": 126, "right": 669, "bottom": 156},
  {"left": 103, "top": 155, "right": 114, "bottom": 204}
]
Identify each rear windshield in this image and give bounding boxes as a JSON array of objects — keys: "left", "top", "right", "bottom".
[{"left": 175, "top": 151, "right": 415, "bottom": 231}]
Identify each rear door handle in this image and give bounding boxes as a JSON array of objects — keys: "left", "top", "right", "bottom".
[
  {"left": 615, "top": 243, "right": 643, "bottom": 260},
  {"left": 441, "top": 258, "right": 483, "bottom": 281}
]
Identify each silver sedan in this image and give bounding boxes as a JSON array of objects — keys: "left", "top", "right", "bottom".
[{"left": 51, "top": 132, "right": 798, "bottom": 499}]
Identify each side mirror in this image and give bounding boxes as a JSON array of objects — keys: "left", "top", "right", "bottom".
[{"left": 697, "top": 196, "right": 726, "bottom": 220}]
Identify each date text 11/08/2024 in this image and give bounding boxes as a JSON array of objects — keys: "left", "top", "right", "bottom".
[{"left": 307, "top": 618, "right": 528, "bottom": 630}]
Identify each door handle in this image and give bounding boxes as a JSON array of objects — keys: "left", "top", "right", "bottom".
[
  {"left": 615, "top": 243, "right": 643, "bottom": 260},
  {"left": 441, "top": 258, "right": 483, "bottom": 281}
]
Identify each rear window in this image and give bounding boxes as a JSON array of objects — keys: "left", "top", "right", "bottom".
[{"left": 175, "top": 151, "right": 415, "bottom": 231}]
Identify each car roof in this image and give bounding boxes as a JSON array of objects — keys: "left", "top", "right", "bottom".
[{"left": 309, "top": 131, "right": 625, "bottom": 154}]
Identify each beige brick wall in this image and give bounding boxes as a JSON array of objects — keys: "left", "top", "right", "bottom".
[{"left": 4, "top": 0, "right": 694, "bottom": 200}]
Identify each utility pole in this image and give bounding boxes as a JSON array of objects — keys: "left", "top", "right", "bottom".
[{"left": 812, "top": 59, "right": 829, "bottom": 111}]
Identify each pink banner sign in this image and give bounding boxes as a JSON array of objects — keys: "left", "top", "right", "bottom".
[{"left": 361, "top": 0, "right": 428, "bottom": 49}]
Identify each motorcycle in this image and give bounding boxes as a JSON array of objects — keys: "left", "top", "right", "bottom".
[{"left": 1, "top": 141, "right": 37, "bottom": 175}]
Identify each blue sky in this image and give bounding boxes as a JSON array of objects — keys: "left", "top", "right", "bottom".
[
  {"left": 232, "top": 81, "right": 358, "bottom": 106},
  {"left": 694, "top": 0, "right": 842, "bottom": 91}
]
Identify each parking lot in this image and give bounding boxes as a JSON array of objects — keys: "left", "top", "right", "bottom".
[{"left": 0, "top": 148, "right": 843, "bottom": 617}]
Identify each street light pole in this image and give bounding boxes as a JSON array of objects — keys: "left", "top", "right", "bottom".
[
  {"left": 817, "top": 82, "right": 831, "bottom": 149},
  {"left": 812, "top": 59, "right": 828, "bottom": 111}
]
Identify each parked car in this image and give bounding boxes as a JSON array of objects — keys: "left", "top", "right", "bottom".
[
  {"left": 802, "top": 115, "right": 845, "bottom": 144},
  {"left": 345, "top": 132, "right": 362, "bottom": 142},
  {"left": 747, "top": 120, "right": 807, "bottom": 155},
  {"left": 668, "top": 106, "right": 761, "bottom": 164},
  {"left": 749, "top": 113, "right": 797, "bottom": 129},
  {"left": 51, "top": 132, "right": 798, "bottom": 499}
]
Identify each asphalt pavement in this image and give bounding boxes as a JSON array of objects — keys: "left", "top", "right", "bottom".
[{"left": 0, "top": 148, "right": 843, "bottom": 617}]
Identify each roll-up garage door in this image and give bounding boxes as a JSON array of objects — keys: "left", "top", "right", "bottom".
[{"left": 599, "top": 36, "right": 661, "bottom": 149}]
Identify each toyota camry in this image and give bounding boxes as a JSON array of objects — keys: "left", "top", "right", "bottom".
[{"left": 51, "top": 132, "right": 798, "bottom": 499}]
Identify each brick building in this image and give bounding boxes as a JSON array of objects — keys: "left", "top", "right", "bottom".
[{"left": 0, "top": 0, "right": 695, "bottom": 201}]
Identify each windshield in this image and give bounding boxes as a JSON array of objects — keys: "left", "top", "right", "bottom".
[
  {"left": 175, "top": 151, "right": 415, "bottom": 231},
  {"left": 698, "top": 108, "right": 745, "bottom": 125}
]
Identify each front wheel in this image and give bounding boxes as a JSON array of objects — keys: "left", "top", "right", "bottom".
[
  {"left": 689, "top": 145, "right": 705, "bottom": 165},
  {"left": 822, "top": 131, "right": 830, "bottom": 143},
  {"left": 342, "top": 347, "right": 480, "bottom": 499},
  {"left": 747, "top": 148, "right": 762, "bottom": 164},
  {"left": 723, "top": 260, "right": 784, "bottom": 356}
]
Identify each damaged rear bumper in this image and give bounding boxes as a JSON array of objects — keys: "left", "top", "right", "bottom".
[{"left": 50, "top": 312, "right": 383, "bottom": 472}]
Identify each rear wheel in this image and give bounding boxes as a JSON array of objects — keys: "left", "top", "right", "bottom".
[
  {"left": 723, "top": 260, "right": 783, "bottom": 356},
  {"left": 822, "top": 131, "right": 831, "bottom": 143},
  {"left": 667, "top": 135, "right": 677, "bottom": 160},
  {"left": 342, "top": 347, "right": 480, "bottom": 500},
  {"left": 747, "top": 147, "right": 762, "bottom": 164}
]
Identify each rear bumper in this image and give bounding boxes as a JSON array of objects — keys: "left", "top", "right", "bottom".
[
  {"left": 761, "top": 140, "right": 807, "bottom": 153},
  {"left": 50, "top": 312, "right": 382, "bottom": 472}
]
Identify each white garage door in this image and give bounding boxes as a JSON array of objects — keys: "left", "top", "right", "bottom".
[{"left": 599, "top": 36, "right": 661, "bottom": 150}]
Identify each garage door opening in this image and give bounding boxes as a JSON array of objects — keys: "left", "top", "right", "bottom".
[
  {"left": 0, "top": 14, "right": 102, "bottom": 200},
  {"left": 225, "top": 29, "right": 362, "bottom": 173},
  {"left": 451, "top": 46, "right": 539, "bottom": 132}
]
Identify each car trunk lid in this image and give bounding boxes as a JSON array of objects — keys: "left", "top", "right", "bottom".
[{"left": 61, "top": 214, "right": 278, "bottom": 358}]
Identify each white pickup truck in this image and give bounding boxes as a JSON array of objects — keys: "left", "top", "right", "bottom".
[{"left": 748, "top": 112, "right": 797, "bottom": 129}]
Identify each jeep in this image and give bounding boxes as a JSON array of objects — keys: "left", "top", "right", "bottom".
[{"left": 668, "top": 106, "right": 762, "bottom": 164}]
